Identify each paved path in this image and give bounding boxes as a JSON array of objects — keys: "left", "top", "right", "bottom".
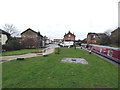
[{"left": 1, "top": 44, "right": 60, "bottom": 63}]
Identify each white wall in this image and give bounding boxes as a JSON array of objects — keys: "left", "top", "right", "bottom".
[
  {"left": 118, "top": 1, "right": 120, "bottom": 27},
  {"left": 46, "top": 39, "right": 50, "bottom": 44},
  {"left": 1, "top": 34, "right": 8, "bottom": 45}
]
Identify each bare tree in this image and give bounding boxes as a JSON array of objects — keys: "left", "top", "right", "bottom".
[{"left": 3, "top": 24, "right": 20, "bottom": 36}]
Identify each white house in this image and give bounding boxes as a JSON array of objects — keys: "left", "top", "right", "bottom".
[{"left": 0, "top": 29, "right": 10, "bottom": 45}]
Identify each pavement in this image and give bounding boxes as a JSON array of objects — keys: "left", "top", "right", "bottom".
[{"left": 1, "top": 44, "right": 60, "bottom": 63}]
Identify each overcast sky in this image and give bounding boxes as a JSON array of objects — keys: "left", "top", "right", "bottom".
[{"left": 0, "top": 0, "right": 119, "bottom": 40}]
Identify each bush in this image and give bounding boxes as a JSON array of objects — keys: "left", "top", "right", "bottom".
[
  {"left": 55, "top": 48, "right": 60, "bottom": 54},
  {"left": 2, "top": 38, "right": 23, "bottom": 51}
]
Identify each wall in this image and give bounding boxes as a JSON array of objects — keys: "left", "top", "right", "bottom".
[
  {"left": 64, "top": 34, "right": 75, "bottom": 41},
  {"left": 87, "top": 34, "right": 96, "bottom": 44},
  {"left": 1, "top": 34, "right": 8, "bottom": 45},
  {"left": 21, "top": 30, "right": 38, "bottom": 48}
]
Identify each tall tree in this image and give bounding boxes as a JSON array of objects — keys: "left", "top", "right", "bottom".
[{"left": 3, "top": 24, "right": 20, "bottom": 36}]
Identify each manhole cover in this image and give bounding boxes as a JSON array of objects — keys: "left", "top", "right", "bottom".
[{"left": 61, "top": 58, "right": 88, "bottom": 64}]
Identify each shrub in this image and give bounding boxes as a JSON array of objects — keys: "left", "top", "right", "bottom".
[
  {"left": 2, "top": 38, "right": 23, "bottom": 51},
  {"left": 55, "top": 48, "right": 60, "bottom": 54}
]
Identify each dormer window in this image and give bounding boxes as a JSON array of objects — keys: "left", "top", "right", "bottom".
[{"left": 68, "top": 34, "right": 71, "bottom": 37}]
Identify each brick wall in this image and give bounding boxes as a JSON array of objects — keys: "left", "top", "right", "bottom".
[
  {"left": 64, "top": 33, "right": 75, "bottom": 41},
  {"left": 21, "top": 29, "right": 42, "bottom": 48}
]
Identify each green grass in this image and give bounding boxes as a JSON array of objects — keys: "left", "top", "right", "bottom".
[
  {"left": 2, "top": 48, "right": 44, "bottom": 56},
  {"left": 2, "top": 47, "right": 118, "bottom": 88}
]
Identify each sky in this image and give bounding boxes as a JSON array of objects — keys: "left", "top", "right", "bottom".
[{"left": 0, "top": 0, "right": 119, "bottom": 40}]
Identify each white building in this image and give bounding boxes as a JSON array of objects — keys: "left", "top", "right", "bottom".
[
  {"left": 118, "top": 1, "right": 120, "bottom": 27},
  {"left": 0, "top": 29, "right": 10, "bottom": 45}
]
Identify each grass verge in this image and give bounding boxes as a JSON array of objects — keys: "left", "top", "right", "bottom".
[
  {"left": 2, "top": 47, "right": 118, "bottom": 88},
  {"left": 2, "top": 48, "right": 45, "bottom": 56}
]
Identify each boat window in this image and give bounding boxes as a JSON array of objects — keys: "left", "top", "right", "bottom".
[
  {"left": 88, "top": 46, "right": 90, "bottom": 49},
  {"left": 92, "top": 47, "right": 94, "bottom": 50},
  {"left": 107, "top": 50, "right": 113, "bottom": 56},
  {"left": 100, "top": 49, "right": 102, "bottom": 53}
]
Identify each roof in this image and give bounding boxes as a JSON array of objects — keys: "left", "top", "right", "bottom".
[
  {"left": 82, "top": 38, "right": 87, "bottom": 41},
  {"left": 21, "top": 28, "right": 38, "bottom": 35},
  {"left": 64, "top": 31, "right": 75, "bottom": 37},
  {"left": 88, "top": 32, "right": 96, "bottom": 35},
  {"left": 111, "top": 27, "right": 120, "bottom": 33},
  {"left": 90, "top": 44, "right": 120, "bottom": 50},
  {"left": 21, "top": 28, "right": 43, "bottom": 37},
  {"left": 88, "top": 32, "right": 105, "bottom": 36},
  {"left": 0, "top": 29, "right": 10, "bottom": 36}
]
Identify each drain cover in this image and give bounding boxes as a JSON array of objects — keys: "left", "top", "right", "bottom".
[{"left": 61, "top": 58, "right": 88, "bottom": 64}]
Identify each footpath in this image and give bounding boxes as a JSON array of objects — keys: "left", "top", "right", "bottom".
[{"left": 1, "top": 46, "right": 55, "bottom": 63}]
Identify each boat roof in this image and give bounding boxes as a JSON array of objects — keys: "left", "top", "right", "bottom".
[
  {"left": 81, "top": 44, "right": 120, "bottom": 50},
  {"left": 90, "top": 44, "right": 120, "bottom": 50}
]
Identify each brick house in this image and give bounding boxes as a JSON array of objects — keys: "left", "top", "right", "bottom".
[
  {"left": 64, "top": 31, "right": 75, "bottom": 41},
  {"left": 110, "top": 27, "right": 120, "bottom": 45},
  {"left": 54, "top": 39, "right": 63, "bottom": 43},
  {"left": 87, "top": 32, "right": 105, "bottom": 44},
  {"left": 21, "top": 28, "right": 43, "bottom": 48},
  {"left": 43, "top": 36, "right": 50, "bottom": 45},
  {"left": 82, "top": 38, "right": 87, "bottom": 43}
]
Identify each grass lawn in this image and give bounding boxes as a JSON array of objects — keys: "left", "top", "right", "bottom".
[
  {"left": 2, "top": 47, "right": 119, "bottom": 88},
  {"left": 2, "top": 48, "right": 45, "bottom": 56}
]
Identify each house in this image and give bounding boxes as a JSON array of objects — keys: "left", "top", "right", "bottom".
[
  {"left": 21, "top": 28, "right": 43, "bottom": 48},
  {"left": 82, "top": 38, "right": 87, "bottom": 43},
  {"left": 64, "top": 31, "right": 75, "bottom": 41},
  {"left": 54, "top": 39, "right": 63, "bottom": 43},
  {"left": 43, "top": 36, "right": 50, "bottom": 45},
  {"left": 87, "top": 32, "right": 105, "bottom": 44},
  {"left": 110, "top": 27, "right": 120, "bottom": 45},
  {"left": 0, "top": 29, "right": 10, "bottom": 45}
]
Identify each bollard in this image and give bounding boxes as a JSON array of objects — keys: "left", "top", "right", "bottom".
[
  {"left": 17, "top": 58, "right": 24, "bottom": 60},
  {"left": 89, "top": 50, "right": 91, "bottom": 54},
  {"left": 81, "top": 47, "right": 82, "bottom": 49}
]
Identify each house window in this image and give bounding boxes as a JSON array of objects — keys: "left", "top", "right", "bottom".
[
  {"left": 68, "top": 34, "right": 71, "bottom": 37},
  {"left": 67, "top": 37, "right": 70, "bottom": 40},
  {"left": 107, "top": 50, "right": 113, "bottom": 56}
]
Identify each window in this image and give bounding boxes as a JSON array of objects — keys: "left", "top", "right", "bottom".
[
  {"left": 68, "top": 38, "right": 70, "bottom": 40},
  {"left": 68, "top": 34, "right": 71, "bottom": 37},
  {"left": 107, "top": 50, "right": 113, "bottom": 56},
  {"left": 88, "top": 46, "right": 90, "bottom": 50},
  {"left": 92, "top": 47, "right": 94, "bottom": 50},
  {"left": 100, "top": 49, "right": 102, "bottom": 53}
]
